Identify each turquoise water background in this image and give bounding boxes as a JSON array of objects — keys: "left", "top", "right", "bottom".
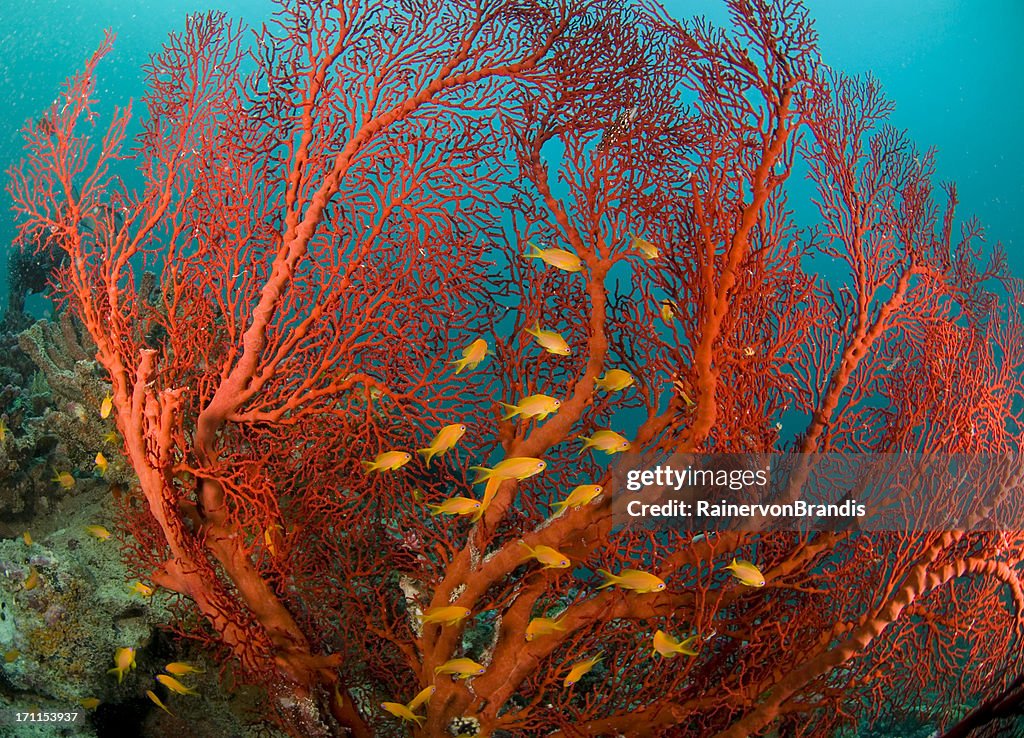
[{"left": 0, "top": 0, "right": 1021, "bottom": 305}]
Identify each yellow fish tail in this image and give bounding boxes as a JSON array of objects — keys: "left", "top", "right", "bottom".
[
  {"left": 146, "top": 690, "right": 174, "bottom": 716},
  {"left": 471, "top": 477, "right": 501, "bottom": 522},
  {"left": 469, "top": 465, "right": 493, "bottom": 484},
  {"left": 596, "top": 569, "right": 618, "bottom": 590},
  {"left": 406, "top": 684, "right": 435, "bottom": 712},
  {"left": 448, "top": 357, "right": 471, "bottom": 374},
  {"left": 499, "top": 402, "right": 520, "bottom": 420},
  {"left": 525, "top": 321, "right": 541, "bottom": 338},
  {"left": 416, "top": 447, "right": 437, "bottom": 468},
  {"left": 522, "top": 242, "right": 543, "bottom": 260}
]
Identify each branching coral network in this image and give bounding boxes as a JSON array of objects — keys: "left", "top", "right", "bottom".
[{"left": 8, "top": 0, "right": 1024, "bottom": 736}]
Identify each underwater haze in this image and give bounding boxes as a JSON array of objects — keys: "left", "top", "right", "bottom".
[
  {"left": 0, "top": 1, "right": 1023, "bottom": 737},
  {"left": 1, "top": 0, "right": 1022, "bottom": 305}
]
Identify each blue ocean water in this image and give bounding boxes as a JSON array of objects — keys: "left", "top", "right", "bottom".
[
  {"left": 0, "top": 3, "right": 1018, "bottom": 735},
  {"left": 0, "top": 0, "right": 274, "bottom": 307},
  {"left": 665, "top": 0, "right": 1024, "bottom": 273},
  {"left": 0, "top": 0, "right": 1020, "bottom": 309}
]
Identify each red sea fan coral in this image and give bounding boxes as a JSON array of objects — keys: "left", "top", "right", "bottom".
[{"left": 9, "top": 0, "right": 1024, "bottom": 736}]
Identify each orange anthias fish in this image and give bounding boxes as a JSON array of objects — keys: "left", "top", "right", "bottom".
[
  {"left": 381, "top": 701, "right": 424, "bottom": 726},
  {"left": 660, "top": 300, "right": 676, "bottom": 325},
  {"left": 146, "top": 690, "right": 173, "bottom": 716},
  {"left": 99, "top": 394, "right": 113, "bottom": 419},
  {"left": 427, "top": 497, "right": 481, "bottom": 517},
  {"left": 524, "top": 322, "right": 571, "bottom": 356},
  {"left": 550, "top": 484, "right": 603, "bottom": 515},
  {"left": 652, "top": 630, "right": 699, "bottom": 658},
  {"left": 94, "top": 452, "right": 109, "bottom": 476},
  {"left": 130, "top": 582, "right": 155, "bottom": 597},
  {"left": 563, "top": 653, "right": 603, "bottom": 687},
  {"left": 165, "top": 662, "right": 204, "bottom": 676},
  {"left": 630, "top": 234, "right": 660, "bottom": 259},
  {"left": 419, "top": 605, "right": 471, "bottom": 627},
  {"left": 522, "top": 242, "right": 584, "bottom": 273},
  {"left": 361, "top": 451, "right": 412, "bottom": 474},
  {"left": 156, "top": 674, "right": 198, "bottom": 696},
  {"left": 108, "top": 647, "right": 136, "bottom": 683},
  {"left": 264, "top": 524, "right": 283, "bottom": 557},
  {"left": 53, "top": 471, "right": 75, "bottom": 490},
  {"left": 470, "top": 457, "right": 547, "bottom": 484},
  {"left": 499, "top": 394, "right": 561, "bottom": 421},
  {"left": 578, "top": 430, "right": 631, "bottom": 455},
  {"left": 406, "top": 684, "right": 435, "bottom": 711},
  {"left": 417, "top": 423, "right": 467, "bottom": 468},
  {"left": 434, "top": 657, "right": 485, "bottom": 679},
  {"left": 525, "top": 616, "right": 566, "bottom": 641},
  {"left": 596, "top": 568, "right": 666, "bottom": 593},
  {"left": 594, "top": 369, "right": 635, "bottom": 392},
  {"left": 519, "top": 542, "right": 571, "bottom": 570},
  {"left": 85, "top": 525, "right": 111, "bottom": 541},
  {"left": 470, "top": 476, "right": 502, "bottom": 522},
  {"left": 449, "top": 338, "right": 490, "bottom": 375},
  {"left": 725, "top": 558, "right": 766, "bottom": 587}
]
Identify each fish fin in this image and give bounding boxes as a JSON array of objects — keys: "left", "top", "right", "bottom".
[
  {"left": 468, "top": 466, "right": 492, "bottom": 484},
  {"left": 596, "top": 569, "right": 616, "bottom": 589},
  {"left": 522, "top": 242, "right": 541, "bottom": 259},
  {"left": 415, "top": 447, "right": 435, "bottom": 468},
  {"left": 525, "top": 321, "right": 541, "bottom": 337},
  {"left": 499, "top": 402, "right": 519, "bottom": 420},
  {"left": 448, "top": 357, "right": 468, "bottom": 374}
]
